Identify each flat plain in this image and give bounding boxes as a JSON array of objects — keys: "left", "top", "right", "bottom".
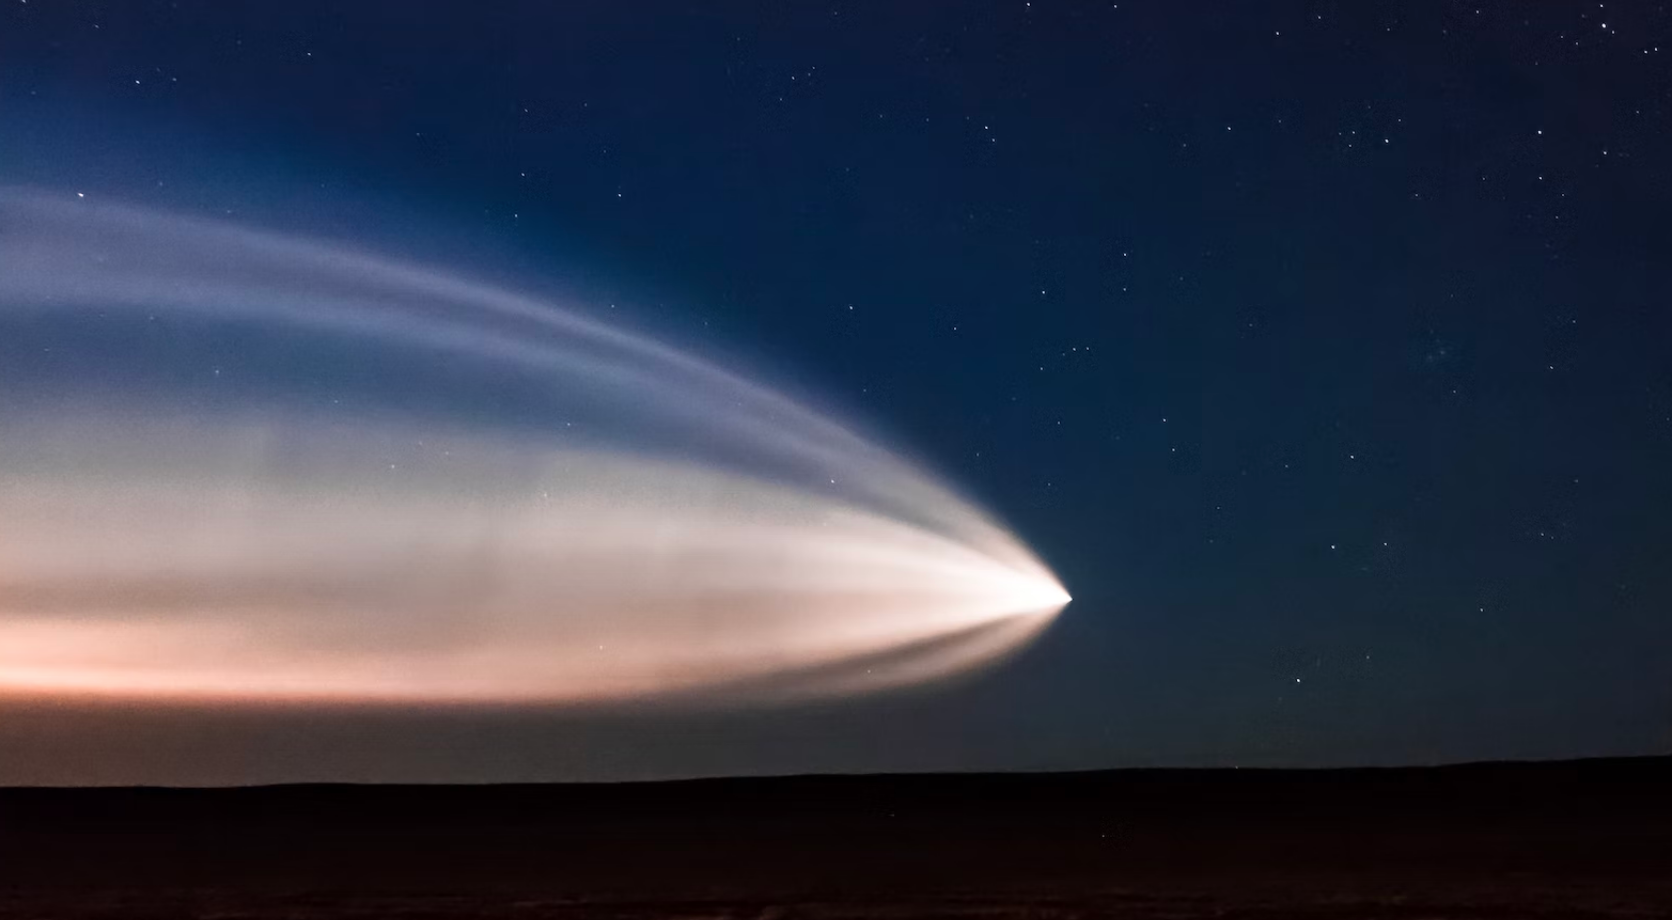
[{"left": 2, "top": 757, "right": 1668, "bottom": 919}]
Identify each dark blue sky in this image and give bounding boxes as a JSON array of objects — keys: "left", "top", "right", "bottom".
[{"left": 1, "top": 1, "right": 1669, "bottom": 781}]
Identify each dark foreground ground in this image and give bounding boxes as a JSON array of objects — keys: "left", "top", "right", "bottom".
[{"left": 1, "top": 758, "right": 1669, "bottom": 919}]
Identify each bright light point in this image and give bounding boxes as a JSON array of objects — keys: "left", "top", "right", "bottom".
[{"left": 0, "top": 189, "right": 1067, "bottom": 707}]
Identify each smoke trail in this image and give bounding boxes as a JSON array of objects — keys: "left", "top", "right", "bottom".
[{"left": 0, "top": 190, "right": 1067, "bottom": 705}]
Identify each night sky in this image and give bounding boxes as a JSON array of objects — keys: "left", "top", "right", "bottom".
[{"left": 1, "top": 1, "right": 1670, "bottom": 784}]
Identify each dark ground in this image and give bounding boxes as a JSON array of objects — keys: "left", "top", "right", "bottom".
[{"left": 1, "top": 757, "right": 1668, "bottom": 919}]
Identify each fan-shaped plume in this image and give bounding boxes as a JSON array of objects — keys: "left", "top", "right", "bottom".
[{"left": 0, "top": 190, "right": 1069, "bottom": 706}]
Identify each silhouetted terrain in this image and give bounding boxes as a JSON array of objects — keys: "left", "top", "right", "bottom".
[{"left": 2, "top": 757, "right": 1669, "bottom": 918}]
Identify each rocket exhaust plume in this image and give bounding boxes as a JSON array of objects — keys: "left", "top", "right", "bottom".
[{"left": 0, "top": 190, "right": 1068, "bottom": 706}]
